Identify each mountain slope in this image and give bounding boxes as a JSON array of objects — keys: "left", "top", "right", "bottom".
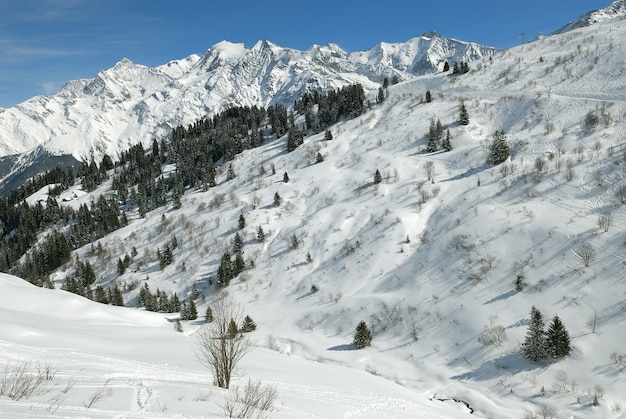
[{"left": 17, "top": 14, "right": 625, "bottom": 419}]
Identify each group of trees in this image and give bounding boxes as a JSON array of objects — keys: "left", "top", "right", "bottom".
[
  {"left": 426, "top": 118, "right": 452, "bottom": 153},
  {"left": 442, "top": 60, "right": 470, "bottom": 75},
  {"left": 522, "top": 306, "right": 571, "bottom": 362}
]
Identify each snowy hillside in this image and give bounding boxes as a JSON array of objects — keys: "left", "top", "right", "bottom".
[
  {"left": 0, "top": 273, "right": 471, "bottom": 417},
  {"left": 3, "top": 7, "right": 626, "bottom": 419},
  {"left": 0, "top": 34, "right": 494, "bottom": 163}
]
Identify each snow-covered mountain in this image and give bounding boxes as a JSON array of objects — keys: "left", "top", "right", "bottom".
[
  {"left": 0, "top": 33, "right": 494, "bottom": 164},
  {"left": 5, "top": 11, "right": 625, "bottom": 418},
  {"left": 552, "top": 0, "right": 626, "bottom": 34}
]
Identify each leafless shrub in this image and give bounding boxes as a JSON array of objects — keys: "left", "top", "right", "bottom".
[
  {"left": 84, "top": 379, "right": 113, "bottom": 408},
  {"left": 449, "top": 234, "right": 474, "bottom": 251},
  {"left": 576, "top": 243, "right": 596, "bottom": 267},
  {"left": 616, "top": 185, "right": 626, "bottom": 204},
  {"left": 0, "top": 361, "right": 57, "bottom": 401},
  {"left": 598, "top": 213, "right": 613, "bottom": 232},
  {"left": 478, "top": 325, "right": 508, "bottom": 347},
  {"left": 536, "top": 404, "right": 559, "bottom": 419},
  {"left": 265, "top": 334, "right": 280, "bottom": 352},
  {"left": 424, "top": 161, "right": 436, "bottom": 181},
  {"left": 195, "top": 295, "right": 252, "bottom": 389},
  {"left": 609, "top": 352, "right": 626, "bottom": 370},
  {"left": 222, "top": 378, "right": 278, "bottom": 418}
]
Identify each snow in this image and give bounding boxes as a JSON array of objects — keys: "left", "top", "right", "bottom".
[
  {"left": 2, "top": 4, "right": 626, "bottom": 418},
  {"left": 0, "top": 273, "right": 471, "bottom": 417}
]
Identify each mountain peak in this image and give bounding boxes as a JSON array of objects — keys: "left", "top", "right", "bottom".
[{"left": 421, "top": 30, "right": 441, "bottom": 39}]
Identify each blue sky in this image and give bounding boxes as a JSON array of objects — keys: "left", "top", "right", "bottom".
[{"left": 0, "top": 0, "right": 612, "bottom": 108}]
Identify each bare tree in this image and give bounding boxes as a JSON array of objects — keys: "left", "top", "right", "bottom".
[
  {"left": 195, "top": 295, "right": 252, "bottom": 389},
  {"left": 576, "top": 243, "right": 596, "bottom": 267}
]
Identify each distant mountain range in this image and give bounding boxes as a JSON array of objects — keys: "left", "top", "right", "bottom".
[{"left": 0, "top": 32, "right": 494, "bottom": 193}]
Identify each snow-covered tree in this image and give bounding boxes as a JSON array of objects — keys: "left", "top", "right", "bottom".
[
  {"left": 488, "top": 130, "right": 510, "bottom": 165},
  {"left": 374, "top": 169, "right": 382, "bottom": 184},
  {"left": 353, "top": 321, "right": 372, "bottom": 349},
  {"left": 241, "top": 315, "right": 257, "bottom": 332},
  {"left": 522, "top": 306, "right": 547, "bottom": 362},
  {"left": 546, "top": 315, "right": 571, "bottom": 359},
  {"left": 459, "top": 101, "right": 469, "bottom": 125}
]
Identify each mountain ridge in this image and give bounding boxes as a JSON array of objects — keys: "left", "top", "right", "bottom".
[{"left": 0, "top": 33, "right": 495, "bottom": 164}]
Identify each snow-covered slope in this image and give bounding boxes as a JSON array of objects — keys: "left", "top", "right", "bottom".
[
  {"left": 0, "top": 273, "right": 473, "bottom": 417},
  {"left": 11, "top": 14, "right": 624, "bottom": 419},
  {"left": 552, "top": 0, "right": 626, "bottom": 34},
  {"left": 0, "top": 34, "right": 495, "bottom": 163}
]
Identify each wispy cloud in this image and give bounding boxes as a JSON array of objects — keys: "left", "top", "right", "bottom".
[{"left": 6, "top": 45, "right": 93, "bottom": 57}]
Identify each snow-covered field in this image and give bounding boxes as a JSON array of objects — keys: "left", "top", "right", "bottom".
[
  {"left": 0, "top": 274, "right": 472, "bottom": 418},
  {"left": 2, "top": 7, "right": 626, "bottom": 419}
]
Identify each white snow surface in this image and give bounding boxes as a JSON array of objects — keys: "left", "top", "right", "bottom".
[
  {"left": 0, "top": 273, "right": 471, "bottom": 418},
  {"left": 3, "top": 9, "right": 626, "bottom": 419},
  {"left": 0, "top": 34, "right": 494, "bottom": 162}
]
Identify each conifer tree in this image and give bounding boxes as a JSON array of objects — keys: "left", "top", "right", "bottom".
[
  {"left": 459, "top": 101, "right": 470, "bottom": 125},
  {"left": 425, "top": 90, "right": 432, "bottom": 103},
  {"left": 376, "top": 87, "right": 385, "bottom": 104},
  {"left": 226, "top": 164, "right": 236, "bottom": 181},
  {"left": 273, "top": 192, "right": 282, "bottom": 207},
  {"left": 488, "top": 130, "right": 510, "bottom": 165},
  {"left": 238, "top": 214, "right": 246, "bottom": 230},
  {"left": 546, "top": 315, "right": 571, "bottom": 359},
  {"left": 283, "top": 172, "right": 290, "bottom": 183},
  {"left": 233, "top": 232, "right": 244, "bottom": 255},
  {"left": 205, "top": 306, "right": 213, "bottom": 323},
  {"left": 443, "top": 61, "right": 450, "bottom": 72},
  {"left": 374, "top": 169, "right": 382, "bottom": 185},
  {"left": 522, "top": 306, "right": 547, "bottom": 362},
  {"left": 324, "top": 129, "right": 333, "bottom": 141},
  {"left": 353, "top": 321, "right": 372, "bottom": 349},
  {"left": 187, "top": 298, "right": 198, "bottom": 320},
  {"left": 227, "top": 318, "right": 239, "bottom": 338},
  {"left": 241, "top": 315, "right": 257, "bottom": 332},
  {"left": 257, "top": 226, "right": 265, "bottom": 243}
]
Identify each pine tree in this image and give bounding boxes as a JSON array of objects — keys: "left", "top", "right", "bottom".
[
  {"left": 443, "top": 61, "right": 450, "bottom": 72},
  {"left": 546, "top": 315, "right": 571, "bottom": 359},
  {"left": 324, "top": 129, "right": 333, "bottom": 141},
  {"left": 187, "top": 298, "right": 198, "bottom": 320},
  {"left": 205, "top": 306, "right": 213, "bottom": 323},
  {"left": 283, "top": 172, "right": 290, "bottom": 183},
  {"left": 238, "top": 214, "right": 246, "bottom": 230},
  {"left": 522, "top": 306, "right": 548, "bottom": 362},
  {"left": 376, "top": 87, "right": 385, "bottom": 104},
  {"left": 226, "top": 164, "right": 236, "bottom": 181},
  {"left": 425, "top": 90, "right": 432, "bottom": 103},
  {"left": 353, "top": 321, "right": 372, "bottom": 349},
  {"left": 459, "top": 102, "right": 470, "bottom": 125},
  {"left": 241, "top": 315, "right": 257, "bottom": 332},
  {"left": 233, "top": 232, "right": 244, "bottom": 255},
  {"left": 488, "top": 130, "right": 510, "bottom": 165},
  {"left": 273, "top": 192, "right": 282, "bottom": 207},
  {"left": 257, "top": 226, "right": 265, "bottom": 242},
  {"left": 374, "top": 169, "right": 382, "bottom": 184},
  {"left": 227, "top": 318, "right": 239, "bottom": 338}
]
